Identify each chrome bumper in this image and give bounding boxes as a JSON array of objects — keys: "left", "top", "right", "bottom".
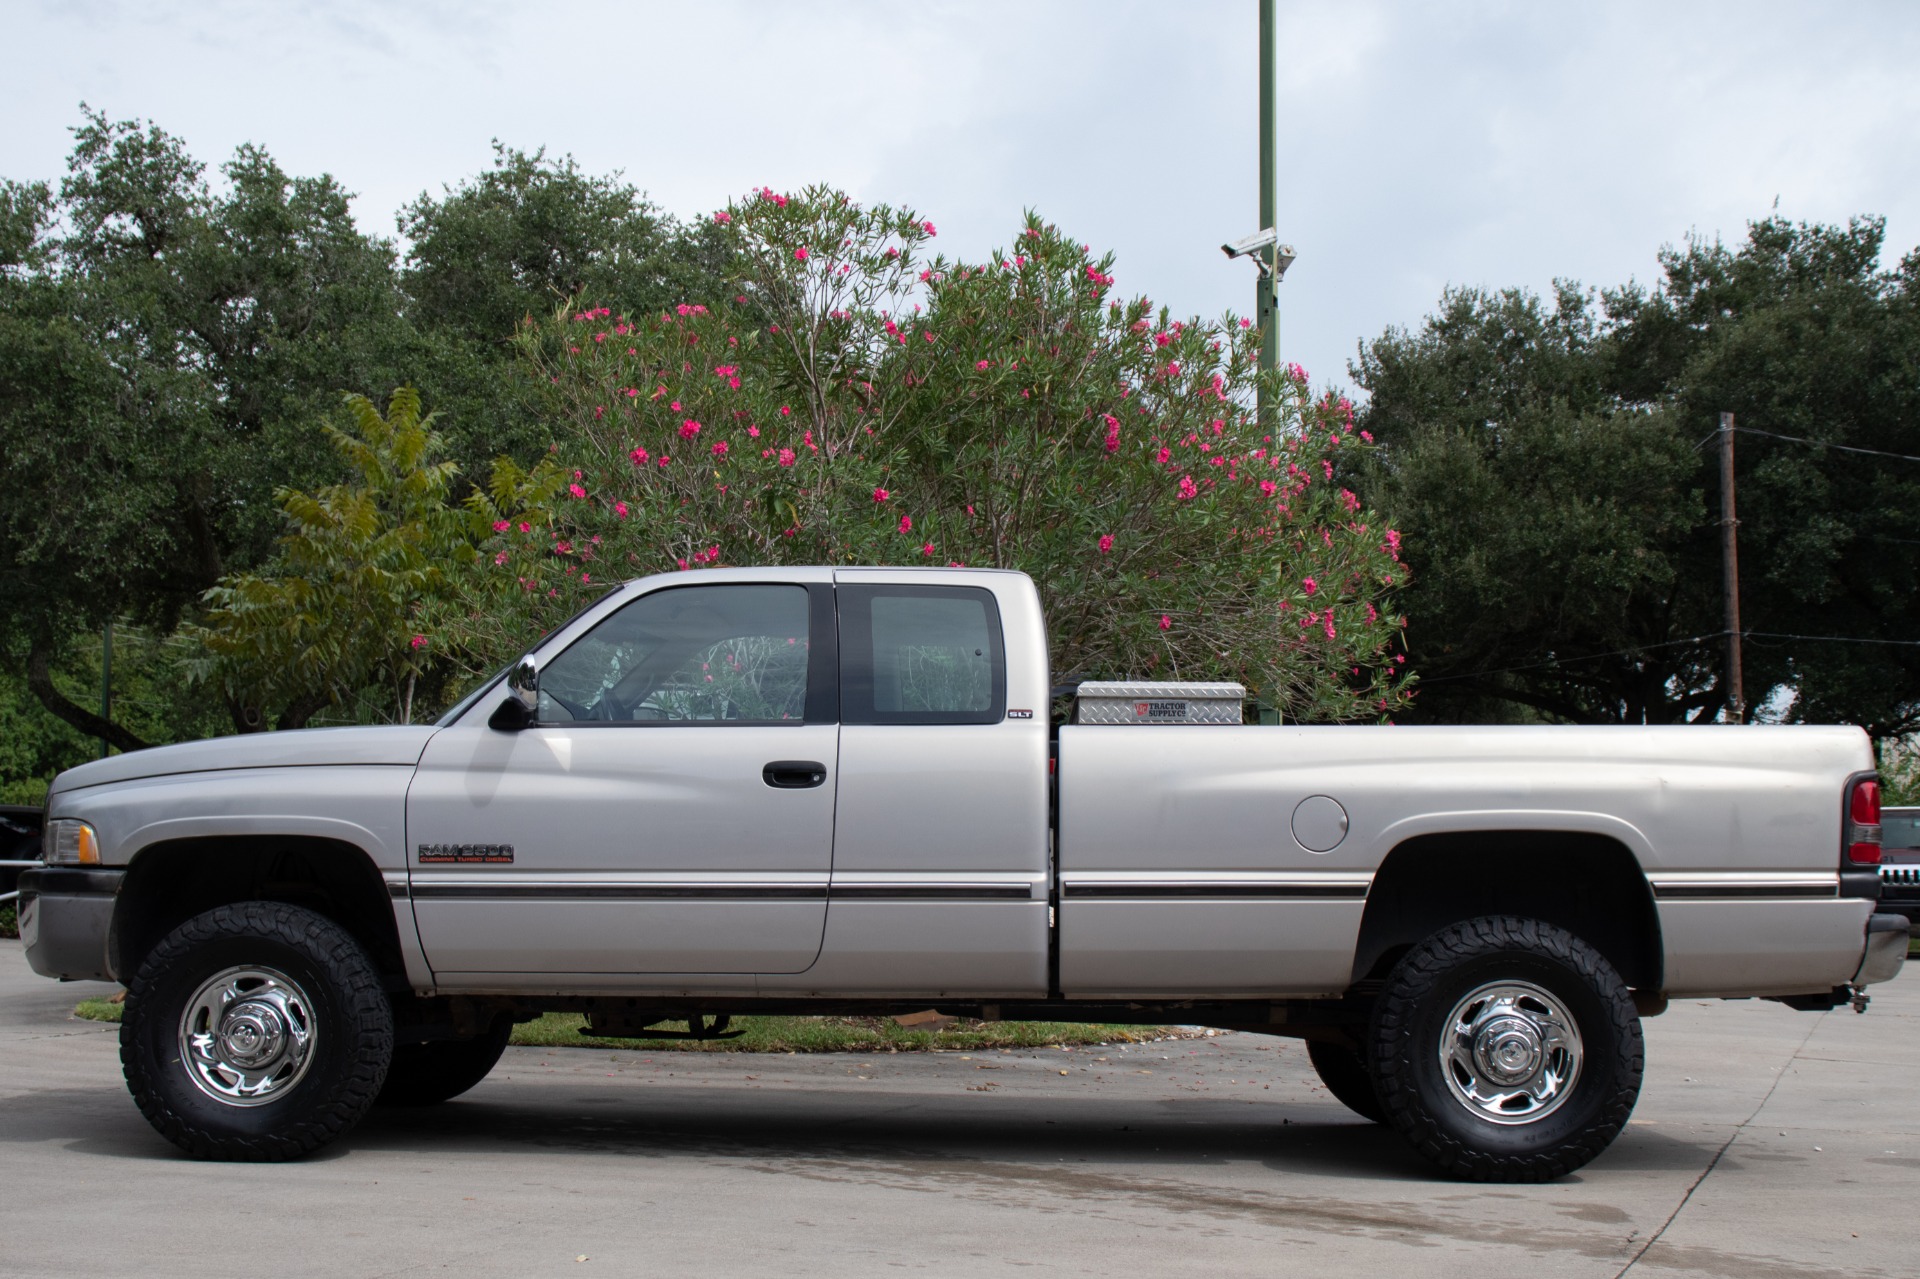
[{"left": 1854, "top": 913, "right": 1910, "bottom": 988}]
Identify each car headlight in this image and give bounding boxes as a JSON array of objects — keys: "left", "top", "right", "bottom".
[{"left": 45, "top": 819, "right": 100, "bottom": 866}]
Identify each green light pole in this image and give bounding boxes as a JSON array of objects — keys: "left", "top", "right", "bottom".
[
  {"left": 1223, "top": 0, "right": 1295, "bottom": 426},
  {"left": 1258, "top": 0, "right": 1278, "bottom": 379}
]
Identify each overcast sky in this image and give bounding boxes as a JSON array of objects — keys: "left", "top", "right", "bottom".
[{"left": 7, "top": 0, "right": 1919, "bottom": 392}]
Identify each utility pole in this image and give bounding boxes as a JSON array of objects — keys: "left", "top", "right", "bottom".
[
  {"left": 98, "top": 620, "right": 113, "bottom": 759},
  {"left": 1257, "top": 0, "right": 1279, "bottom": 416},
  {"left": 1719, "top": 412, "right": 1745, "bottom": 724}
]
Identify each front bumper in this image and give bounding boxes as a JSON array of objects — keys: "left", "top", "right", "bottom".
[
  {"left": 18, "top": 867, "right": 122, "bottom": 982},
  {"left": 1854, "top": 913, "right": 1910, "bottom": 988}
]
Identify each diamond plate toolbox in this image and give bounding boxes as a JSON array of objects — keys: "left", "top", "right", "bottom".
[{"left": 1073, "top": 681, "right": 1247, "bottom": 725}]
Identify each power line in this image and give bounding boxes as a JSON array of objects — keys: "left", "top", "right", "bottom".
[
  {"left": 1422, "top": 629, "right": 1920, "bottom": 685},
  {"left": 1734, "top": 426, "right": 1920, "bottom": 464},
  {"left": 1687, "top": 425, "right": 1920, "bottom": 463},
  {"left": 1746, "top": 632, "right": 1920, "bottom": 647}
]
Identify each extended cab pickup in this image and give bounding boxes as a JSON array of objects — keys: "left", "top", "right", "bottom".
[{"left": 19, "top": 567, "right": 1908, "bottom": 1178}]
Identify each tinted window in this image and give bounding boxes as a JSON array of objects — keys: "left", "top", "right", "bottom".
[
  {"left": 538, "top": 584, "right": 812, "bottom": 724},
  {"left": 839, "top": 585, "right": 1005, "bottom": 725}
]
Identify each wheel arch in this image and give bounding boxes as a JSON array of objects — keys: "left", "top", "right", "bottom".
[
  {"left": 1354, "top": 829, "right": 1663, "bottom": 992},
  {"left": 111, "top": 835, "right": 406, "bottom": 987}
]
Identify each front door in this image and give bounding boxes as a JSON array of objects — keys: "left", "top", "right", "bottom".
[{"left": 407, "top": 581, "right": 838, "bottom": 978}]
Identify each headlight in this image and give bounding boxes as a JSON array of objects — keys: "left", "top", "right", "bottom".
[{"left": 45, "top": 819, "right": 100, "bottom": 866}]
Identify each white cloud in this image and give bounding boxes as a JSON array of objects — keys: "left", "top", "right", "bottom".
[{"left": 6, "top": 0, "right": 1918, "bottom": 391}]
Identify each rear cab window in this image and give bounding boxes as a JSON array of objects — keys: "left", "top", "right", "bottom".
[{"left": 837, "top": 584, "right": 1007, "bottom": 725}]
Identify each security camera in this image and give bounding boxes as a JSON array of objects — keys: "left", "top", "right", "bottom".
[
  {"left": 1221, "top": 230, "right": 1297, "bottom": 281},
  {"left": 1221, "top": 228, "right": 1279, "bottom": 260}
]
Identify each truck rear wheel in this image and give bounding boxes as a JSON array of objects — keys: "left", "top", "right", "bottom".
[
  {"left": 378, "top": 1018, "right": 512, "bottom": 1107},
  {"left": 1306, "top": 1040, "right": 1384, "bottom": 1123},
  {"left": 1368, "top": 915, "right": 1642, "bottom": 1182},
  {"left": 120, "top": 902, "right": 393, "bottom": 1161}
]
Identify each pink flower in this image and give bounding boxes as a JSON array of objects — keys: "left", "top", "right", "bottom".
[
  {"left": 1158, "top": 615, "right": 1172, "bottom": 631},
  {"left": 779, "top": 405, "right": 792, "bottom": 417},
  {"left": 794, "top": 247, "right": 810, "bottom": 261},
  {"left": 1260, "top": 480, "right": 1277, "bottom": 497},
  {"left": 921, "top": 542, "right": 934, "bottom": 556},
  {"left": 1098, "top": 534, "right": 1113, "bottom": 554},
  {"left": 711, "top": 440, "right": 729, "bottom": 456},
  {"left": 885, "top": 245, "right": 900, "bottom": 258},
  {"left": 614, "top": 501, "right": 628, "bottom": 518},
  {"left": 898, "top": 514, "right": 913, "bottom": 533},
  {"left": 1239, "top": 317, "right": 1253, "bottom": 328},
  {"left": 747, "top": 425, "right": 760, "bottom": 437},
  {"left": 873, "top": 488, "right": 890, "bottom": 502},
  {"left": 778, "top": 448, "right": 797, "bottom": 467},
  {"left": 923, "top": 331, "right": 935, "bottom": 343},
  {"left": 493, "top": 551, "right": 508, "bottom": 565},
  {"left": 922, "top": 221, "right": 936, "bottom": 236},
  {"left": 517, "top": 521, "right": 531, "bottom": 534},
  {"left": 409, "top": 634, "right": 426, "bottom": 650},
  {"left": 629, "top": 446, "right": 650, "bottom": 466},
  {"left": 1302, "top": 576, "right": 1318, "bottom": 596},
  {"left": 1157, "top": 447, "right": 1171, "bottom": 465},
  {"left": 1177, "top": 475, "right": 1198, "bottom": 501},
  {"left": 976, "top": 360, "right": 991, "bottom": 371},
  {"left": 492, "top": 520, "right": 510, "bottom": 533},
  {"left": 568, "top": 482, "right": 586, "bottom": 499},
  {"left": 714, "top": 210, "right": 732, "bottom": 224},
  {"left": 679, "top": 419, "right": 702, "bottom": 439},
  {"left": 1154, "top": 332, "right": 1170, "bottom": 347}
]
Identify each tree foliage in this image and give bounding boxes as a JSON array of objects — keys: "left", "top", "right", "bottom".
[
  {"left": 1357, "top": 217, "right": 1920, "bottom": 736},
  {"left": 190, "top": 389, "right": 478, "bottom": 728},
  {"left": 466, "top": 188, "right": 1412, "bottom": 722}
]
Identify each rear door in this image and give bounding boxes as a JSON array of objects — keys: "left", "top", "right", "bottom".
[
  {"left": 765, "top": 573, "right": 1050, "bottom": 998},
  {"left": 406, "top": 579, "right": 839, "bottom": 979}
]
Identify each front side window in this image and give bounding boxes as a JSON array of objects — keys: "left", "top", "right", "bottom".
[
  {"left": 537, "top": 584, "right": 812, "bottom": 724},
  {"left": 839, "top": 585, "right": 1006, "bottom": 725}
]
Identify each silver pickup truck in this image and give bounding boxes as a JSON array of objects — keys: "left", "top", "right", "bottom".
[{"left": 18, "top": 566, "right": 1907, "bottom": 1180}]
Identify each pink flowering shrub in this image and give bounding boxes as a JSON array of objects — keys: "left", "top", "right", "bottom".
[{"left": 462, "top": 187, "right": 1410, "bottom": 722}]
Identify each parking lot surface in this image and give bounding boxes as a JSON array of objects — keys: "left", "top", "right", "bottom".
[{"left": 1, "top": 938, "right": 1912, "bottom": 1278}]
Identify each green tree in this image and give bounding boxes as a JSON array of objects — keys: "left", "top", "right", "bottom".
[
  {"left": 1357, "top": 217, "right": 1920, "bottom": 735},
  {"left": 1, "top": 110, "right": 422, "bottom": 746},
  {"left": 398, "top": 144, "right": 732, "bottom": 467},
  {"left": 192, "top": 389, "right": 480, "bottom": 728}
]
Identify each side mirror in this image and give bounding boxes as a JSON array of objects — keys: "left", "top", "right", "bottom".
[{"left": 487, "top": 659, "right": 540, "bottom": 732}]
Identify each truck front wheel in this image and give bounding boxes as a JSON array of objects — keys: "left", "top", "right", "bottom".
[
  {"left": 1368, "top": 916, "right": 1643, "bottom": 1182},
  {"left": 120, "top": 902, "right": 394, "bottom": 1160}
]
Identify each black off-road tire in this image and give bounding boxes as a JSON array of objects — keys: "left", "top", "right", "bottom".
[
  {"left": 377, "top": 1018, "right": 512, "bottom": 1107},
  {"left": 121, "top": 902, "right": 394, "bottom": 1161},
  {"left": 1306, "top": 1039, "right": 1385, "bottom": 1123},
  {"left": 1368, "top": 915, "right": 1643, "bottom": 1183}
]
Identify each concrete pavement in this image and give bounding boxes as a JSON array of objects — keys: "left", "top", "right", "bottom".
[{"left": 1, "top": 938, "right": 1912, "bottom": 1278}]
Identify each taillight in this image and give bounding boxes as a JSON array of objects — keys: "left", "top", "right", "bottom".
[{"left": 1846, "top": 778, "right": 1882, "bottom": 866}]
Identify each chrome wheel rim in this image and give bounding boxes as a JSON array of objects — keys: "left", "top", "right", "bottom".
[
  {"left": 177, "top": 966, "right": 317, "bottom": 1107},
  {"left": 1438, "top": 980, "right": 1582, "bottom": 1126}
]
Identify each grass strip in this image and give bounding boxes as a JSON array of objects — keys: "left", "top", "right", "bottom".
[{"left": 72, "top": 1001, "right": 1184, "bottom": 1052}]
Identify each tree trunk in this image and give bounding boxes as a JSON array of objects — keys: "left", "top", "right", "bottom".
[{"left": 26, "top": 643, "right": 151, "bottom": 753}]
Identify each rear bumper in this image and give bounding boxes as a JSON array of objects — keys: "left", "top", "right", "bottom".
[
  {"left": 1854, "top": 913, "right": 1910, "bottom": 988},
  {"left": 18, "top": 867, "right": 121, "bottom": 982}
]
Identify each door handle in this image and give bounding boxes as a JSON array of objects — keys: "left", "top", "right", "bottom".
[{"left": 762, "top": 760, "right": 828, "bottom": 789}]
